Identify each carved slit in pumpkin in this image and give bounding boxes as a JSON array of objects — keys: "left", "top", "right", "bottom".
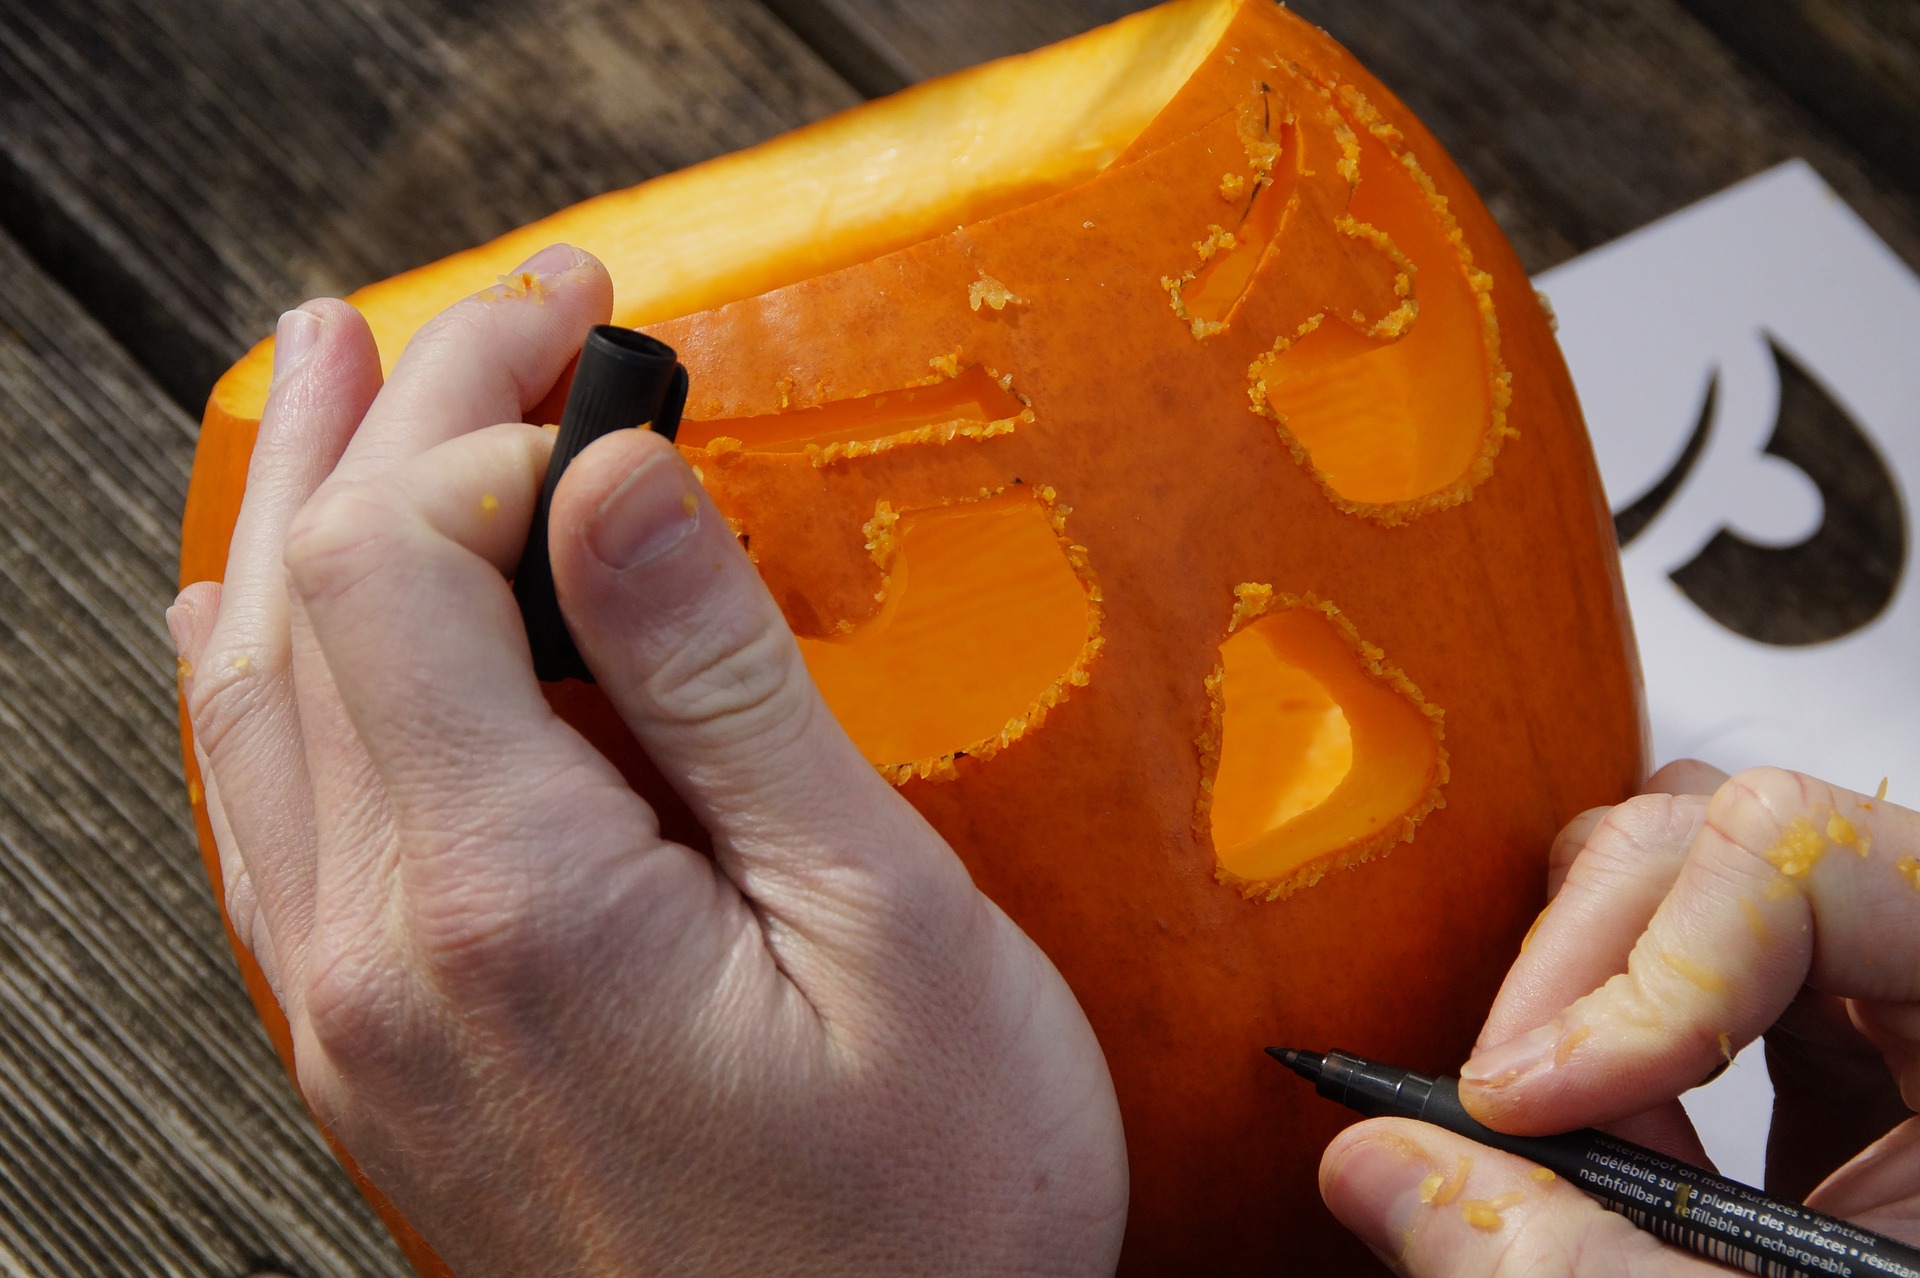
[
  {"left": 798, "top": 490, "right": 1097, "bottom": 780},
  {"left": 1201, "top": 590, "right": 1445, "bottom": 900},
  {"left": 1169, "top": 107, "right": 1301, "bottom": 335},
  {"left": 1179, "top": 175, "right": 1290, "bottom": 328},
  {"left": 680, "top": 364, "right": 1029, "bottom": 461}
]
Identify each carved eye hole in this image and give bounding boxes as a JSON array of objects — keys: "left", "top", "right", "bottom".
[
  {"left": 799, "top": 490, "right": 1097, "bottom": 780},
  {"left": 1242, "top": 83, "right": 1510, "bottom": 517},
  {"left": 1204, "top": 594, "right": 1446, "bottom": 900}
]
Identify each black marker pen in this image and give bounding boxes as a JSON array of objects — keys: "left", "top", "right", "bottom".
[
  {"left": 1272, "top": 1047, "right": 1920, "bottom": 1278},
  {"left": 513, "top": 325, "right": 689, "bottom": 683}
]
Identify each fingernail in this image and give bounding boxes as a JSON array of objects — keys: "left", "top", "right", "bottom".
[
  {"left": 1460, "top": 1020, "right": 1564, "bottom": 1087},
  {"left": 271, "top": 307, "right": 321, "bottom": 387},
  {"left": 1325, "top": 1137, "right": 1433, "bottom": 1263},
  {"left": 586, "top": 451, "right": 700, "bottom": 569},
  {"left": 165, "top": 603, "right": 193, "bottom": 658},
  {"left": 166, "top": 603, "right": 196, "bottom": 684},
  {"left": 513, "top": 243, "right": 586, "bottom": 278}
]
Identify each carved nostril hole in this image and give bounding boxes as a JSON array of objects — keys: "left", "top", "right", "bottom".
[
  {"left": 1204, "top": 595, "right": 1446, "bottom": 899},
  {"left": 1211, "top": 621, "right": 1355, "bottom": 846}
]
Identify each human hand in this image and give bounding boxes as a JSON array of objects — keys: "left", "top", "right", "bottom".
[
  {"left": 1317, "top": 761, "right": 1920, "bottom": 1273},
  {"left": 169, "top": 245, "right": 1127, "bottom": 1277}
]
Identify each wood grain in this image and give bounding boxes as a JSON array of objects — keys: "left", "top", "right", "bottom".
[
  {"left": 1275, "top": 0, "right": 1920, "bottom": 277},
  {"left": 0, "top": 0, "right": 859, "bottom": 413},
  {"left": 1676, "top": 0, "right": 1920, "bottom": 207},
  {"left": 817, "top": 0, "right": 1149, "bottom": 80},
  {"left": 0, "top": 225, "right": 405, "bottom": 1276},
  {"left": 756, "top": 0, "right": 917, "bottom": 98}
]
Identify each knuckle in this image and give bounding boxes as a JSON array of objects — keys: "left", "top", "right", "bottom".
[
  {"left": 1720, "top": 765, "right": 1815, "bottom": 823},
  {"left": 1645, "top": 756, "right": 1729, "bottom": 796},
  {"left": 1600, "top": 793, "right": 1691, "bottom": 852},
  {"left": 393, "top": 803, "right": 591, "bottom": 994},
  {"left": 405, "top": 299, "right": 533, "bottom": 405},
  {"left": 646, "top": 615, "right": 811, "bottom": 747},
  {"left": 395, "top": 800, "right": 676, "bottom": 1012},
  {"left": 1569, "top": 793, "right": 1707, "bottom": 886},
  {"left": 221, "top": 870, "right": 289, "bottom": 1010},
  {"left": 1708, "top": 766, "right": 1824, "bottom": 875},
  {"left": 185, "top": 646, "right": 278, "bottom": 765},
  {"left": 383, "top": 778, "right": 640, "bottom": 1005},
  {"left": 1549, "top": 806, "right": 1612, "bottom": 876},
  {"left": 293, "top": 1050, "right": 349, "bottom": 1135},
  {"left": 222, "top": 865, "right": 261, "bottom": 952},
  {"left": 299, "top": 919, "right": 419, "bottom": 1076},
  {"left": 282, "top": 481, "right": 411, "bottom": 605},
  {"left": 403, "top": 854, "right": 552, "bottom": 992}
]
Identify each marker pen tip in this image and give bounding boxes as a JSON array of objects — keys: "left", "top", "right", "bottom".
[{"left": 1265, "top": 1047, "right": 1324, "bottom": 1081}]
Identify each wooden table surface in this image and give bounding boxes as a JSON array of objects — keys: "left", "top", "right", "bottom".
[{"left": 0, "top": 1, "right": 1912, "bottom": 1273}]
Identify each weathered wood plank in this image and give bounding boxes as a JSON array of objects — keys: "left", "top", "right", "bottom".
[
  {"left": 1675, "top": 0, "right": 1920, "bottom": 208},
  {"left": 756, "top": 0, "right": 917, "bottom": 98},
  {"left": 0, "top": 0, "right": 860, "bottom": 412},
  {"left": 0, "top": 226, "right": 404, "bottom": 1276},
  {"left": 789, "top": 0, "right": 1148, "bottom": 82}
]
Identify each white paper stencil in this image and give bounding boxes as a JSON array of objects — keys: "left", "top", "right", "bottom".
[
  {"left": 1535, "top": 160, "right": 1919, "bottom": 1187},
  {"left": 1539, "top": 159, "right": 1916, "bottom": 794}
]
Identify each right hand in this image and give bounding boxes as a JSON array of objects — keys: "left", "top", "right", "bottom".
[
  {"left": 1319, "top": 762, "right": 1920, "bottom": 1274},
  {"left": 170, "top": 245, "right": 1129, "bottom": 1277}
]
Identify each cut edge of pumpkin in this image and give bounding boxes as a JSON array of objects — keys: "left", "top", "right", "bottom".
[
  {"left": 205, "top": 0, "right": 1243, "bottom": 426},
  {"left": 1195, "top": 584, "right": 1447, "bottom": 902},
  {"left": 1244, "top": 74, "right": 1514, "bottom": 526},
  {"left": 827, "top": 484, "right": 1105, "bottom": 787}
]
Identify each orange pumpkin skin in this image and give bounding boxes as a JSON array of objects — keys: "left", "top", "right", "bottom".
[{"left": 180, "top": 2, "right": 1645, "bottom": 1273}]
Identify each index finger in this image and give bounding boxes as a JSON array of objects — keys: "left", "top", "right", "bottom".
[
  {"left": 330, "top": 243, "right": 611, "bottom": 480},
  {"left": 1488, "top": 759, "right": 1731, "bottom": 1048},
  {"left": 1460, "top": 768, "right": 1919, "bottom": 1135}
]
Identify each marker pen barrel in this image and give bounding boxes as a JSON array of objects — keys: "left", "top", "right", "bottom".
[
  {"left": 1275, "top": 1048, "right": 1920, "bottom": 1278},
  {"left": 513, "top": 325, "right": 689, "bottom": 683}
]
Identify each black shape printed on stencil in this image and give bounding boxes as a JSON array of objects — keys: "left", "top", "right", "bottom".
[
  {"left": 1614, "top": 370, "right": 1718, "bottom": 548},
  {"left": 1668, "top": 336, "right": 1907, "bottom": 646}
]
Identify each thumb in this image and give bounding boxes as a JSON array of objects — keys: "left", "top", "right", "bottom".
[
  {"left": 1320, "top": 1120, "right": 1717, "bottom": 1276},
  {"left": 547, "top": 429, "right": 967, "bottom": 912}
]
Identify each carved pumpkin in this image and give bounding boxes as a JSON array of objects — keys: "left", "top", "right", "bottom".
[{"left": 179, "top": 0, "right": 1645, "bottom": 1271}]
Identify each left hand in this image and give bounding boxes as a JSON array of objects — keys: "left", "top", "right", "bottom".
[
  {"left": 169, "top": 244, "right": 1127, "bottom": 1277},
  {"left": 1317, "top": 761, "right": 1920, "bottom": 1274}
]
